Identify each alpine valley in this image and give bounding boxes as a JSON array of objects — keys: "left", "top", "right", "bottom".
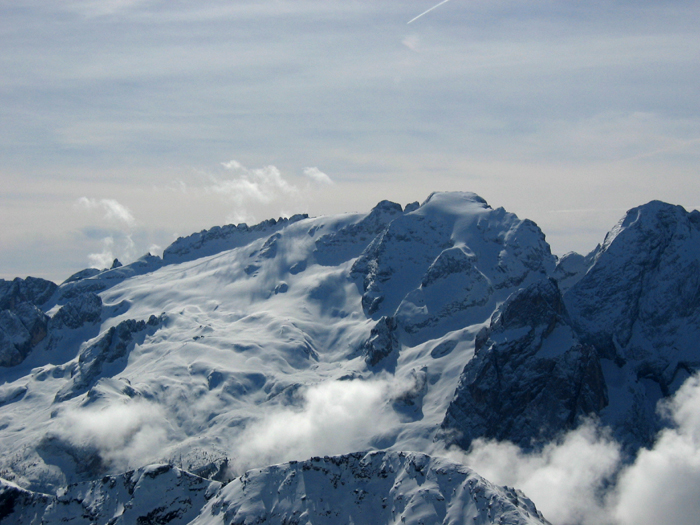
[{"left": 1, "top": 191, "right": 699, "bottom": 524}]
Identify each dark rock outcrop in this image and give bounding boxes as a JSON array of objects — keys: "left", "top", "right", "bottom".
[
  {"left": 0, "top": 277, "right": 53, "bottom": 367},
  {"left": 54, "top": 314, "right": 163, "bottom": 402},
  {"left": 48, "top": 293, "right": 102, "bottom": 331},
  {"left": 361, "top": 316, "right": 399, "bottom": 367},
  {"left": 314, "top": 200, "right": 404, "bottom": 266},
  {"left": 442, "top": 279, "right": 607, "bottom": 450},
  {"left": 163, "top": 215, "right": 308, "bottom": 264},
  {"left": 0, "top": 464, "right": 219, "bottom": 525},
  {"left": 0, "top": 277, "right": 57, "bottom": 310},
  {"left": 561, "top": 201, "right": 700, "bottom": 449}
]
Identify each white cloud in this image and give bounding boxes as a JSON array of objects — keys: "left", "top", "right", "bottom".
[
  {"left": 76, "top": 197, "right": 137, "bottom": 268},
  {"left": 302, "top": 167, "right": 334, "bottom": 185},
  {"left": 77, "top": 197, "right": 136, "bottom": 229},
  {"left": 56, "top": 400, "right": 172, "bottom": 472},
  {"left": 87, "top": 236, "right": 115, "bottom": 269},
  {"left": 401, "top": 34, "right": 421, "bottom": 53},
  {"left": 441, "top": 420, "right": 620, "bottom": 525},
  {"left": 204, "top": 160, "right": 301, "bottom": 224},
  {"left": 435, "top": 373, "right": 700, "bottom": 525},
  {"left": 213, "top": 161, "right": 297, "bottom": 203},
  {"left": 231, "top": 378, "right": 400, "bottom": 473},
  {"left": 612, "top": 374, "right": 700, "bottom": 525}
]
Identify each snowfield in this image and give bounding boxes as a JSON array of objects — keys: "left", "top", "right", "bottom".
[{"left": 2, "top": 191, "right": 700, "bottom": 524}]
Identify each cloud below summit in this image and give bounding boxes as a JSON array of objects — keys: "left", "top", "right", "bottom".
[
  {"left": 231, "top": 378, "right": 401, "bottom": 474},
  {"left": 439, "top": 373, "right": 700, "bottom": 525}
]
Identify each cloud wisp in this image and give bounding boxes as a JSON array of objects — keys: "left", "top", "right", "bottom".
[
  {"left": 302, "top": 166, "right": 334, "bottom": 185},
  {"left": 76, "top": 197, "right": 137, "bottom": 268},
  {"left": 76, "top": 197, "right": 136, "bottom": 229},
  {"left": 167, "top": 160, "right": 335, "bottom": 226}
]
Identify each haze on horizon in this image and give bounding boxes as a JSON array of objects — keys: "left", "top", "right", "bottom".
[{"left": 1, "top": 0, "right": 699, "bottom": 282}]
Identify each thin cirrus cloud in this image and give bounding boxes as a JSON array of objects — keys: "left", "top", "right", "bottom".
[{"left": 1, "top": 1, "right": 699, "bottom": 280}]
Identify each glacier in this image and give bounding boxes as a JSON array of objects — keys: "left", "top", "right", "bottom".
[{"left": 1, "top": 191, "right": 699, "bottom": 524}]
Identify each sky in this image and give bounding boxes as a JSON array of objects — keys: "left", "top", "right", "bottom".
[{"left": 2, "top": 0, "right": 699, "bottom": 282}]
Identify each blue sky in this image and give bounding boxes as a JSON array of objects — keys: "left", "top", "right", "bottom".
[{"left": 2, "top": 0, "right": 699, "bottom": 281}]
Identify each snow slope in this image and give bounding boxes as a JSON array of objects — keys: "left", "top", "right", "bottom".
[
  {"left": 1, "top": 191, "right": 699, "bottom": 523},
  {"left": 1, "top": 452, "right": 549, "bottom": 525}
]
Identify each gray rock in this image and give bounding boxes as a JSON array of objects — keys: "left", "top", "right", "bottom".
[
  {"left": 361, "top": 316, "right": 399, "bottom": 368},
  {"left": 314, "top": 200, "right": 404, "bottom": 266},
  {"left": 0, "top": 302, "right": 49, "bottom": 367},
  {"left": 62, "top": 267, "right": 102, "bottom": 284},
  {"left": 0, "top": 464, "right": 219, "bottom": 525},
  {"left": 48, "top": 293, "right": 102, "bottom": 331},
  {"left": 552, "top": 248, "right": 599, "bottom": 294},
  {"left": 0, "top": 276, "right": 57, "bottom": 310},
  {"left": 442, "top": 279, "right": 607, "bottom": 450},
  {"left": 566, "top": 201, "right": 700, "bottom": 362},
  {"left": 163, "top": 214, "right": 308, "bottom": 264},
  {"left": 195, "top": 451, "right": 550, "bottom": 525},
  {"left": 563, "top": 201, "right": 700, "bottom": 449}
]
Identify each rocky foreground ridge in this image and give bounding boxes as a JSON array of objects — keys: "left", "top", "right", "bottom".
[
  {"left": 1, "top": 451, "right": 549, "bottom": 525},
  {"left": 1, "top": 192, "right": 699, "bottom": 523}
]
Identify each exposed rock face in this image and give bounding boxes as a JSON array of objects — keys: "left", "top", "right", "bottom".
[
  {"left": 0, "top": 277, "right": 57, "bottom": 310},
  {"left": 163, "top": 214, "right": 308, "bottom": 264},
  {"left": 0, "top": 453, "right": 549, "bottom": 525},
  {"left": 566, "top": 201, "right": 700, "bottom": 362},
  {"left": 0, "top": 277, "right": 53, "bottom": 367},
  {"left": 48, "top": 293, "right": 102, "bottom": 331},
  {"left": 350, "top": 192, "right": 555, "bottom": 343},
  {"left": 194, "top": 451, "right": 550, "bottom": 525},
  {"left": 552, "top": 248, "right": 598, "bottom": 294},
  {"left": 442, "top": 200, "right": 700, "bottom": 453},
  {"left": 57, "top": 253, "right": 164, "bottom": 301},
  {"left": 397, "top": 246, "right": 493, "bottom": 335},
  {"left": 442, "top": 279, "right": 607, "bottom": 449},
  {"left": 55, "top": 314, "right": 163, "bottom": 402},
  {"left": 314, "top": 200, "right": 404, "bottom": 266},
  {"left": 0, "top": 464, "right": 220, "bottom": 525},
  {"left": 62, "top": 267, "right": 102, "bottom": 284},
  {"left": 361, "top": 316, "right": 399, "bottom": 367},
  {"left": 562, "top": 201, "right": 700, "bottom": 448}
]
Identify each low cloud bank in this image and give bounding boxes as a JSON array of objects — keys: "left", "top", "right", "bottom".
[
  {"left": 439, "top": 372, "right": 700, "bottom": 525},
  {"left": 49, "top": 372, "right": 700, "bottom": 525},
  {"left": 612, "top": 374, "right": 700, "bottom": 525},
  {"left": 55, "top": 399, "right": 172, "bottom": 473},
  {"left": 231, "top": 377, "right": 400, "bottom": 473}
]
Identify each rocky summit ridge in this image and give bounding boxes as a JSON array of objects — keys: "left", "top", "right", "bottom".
[{"left": 1, "top": 191, "right": 699, "bottom": 524}]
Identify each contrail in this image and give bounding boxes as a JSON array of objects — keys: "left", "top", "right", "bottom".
[{"left": 407, "top": 0, "right": 453, "bottom": 24}]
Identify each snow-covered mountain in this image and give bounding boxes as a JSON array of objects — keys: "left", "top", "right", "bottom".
[
  {"left": 1, "top": 451, "right": 550, "bottom": 525},
  {"left": 1, "top": 191, "right": 699, "bottom": 524}
]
